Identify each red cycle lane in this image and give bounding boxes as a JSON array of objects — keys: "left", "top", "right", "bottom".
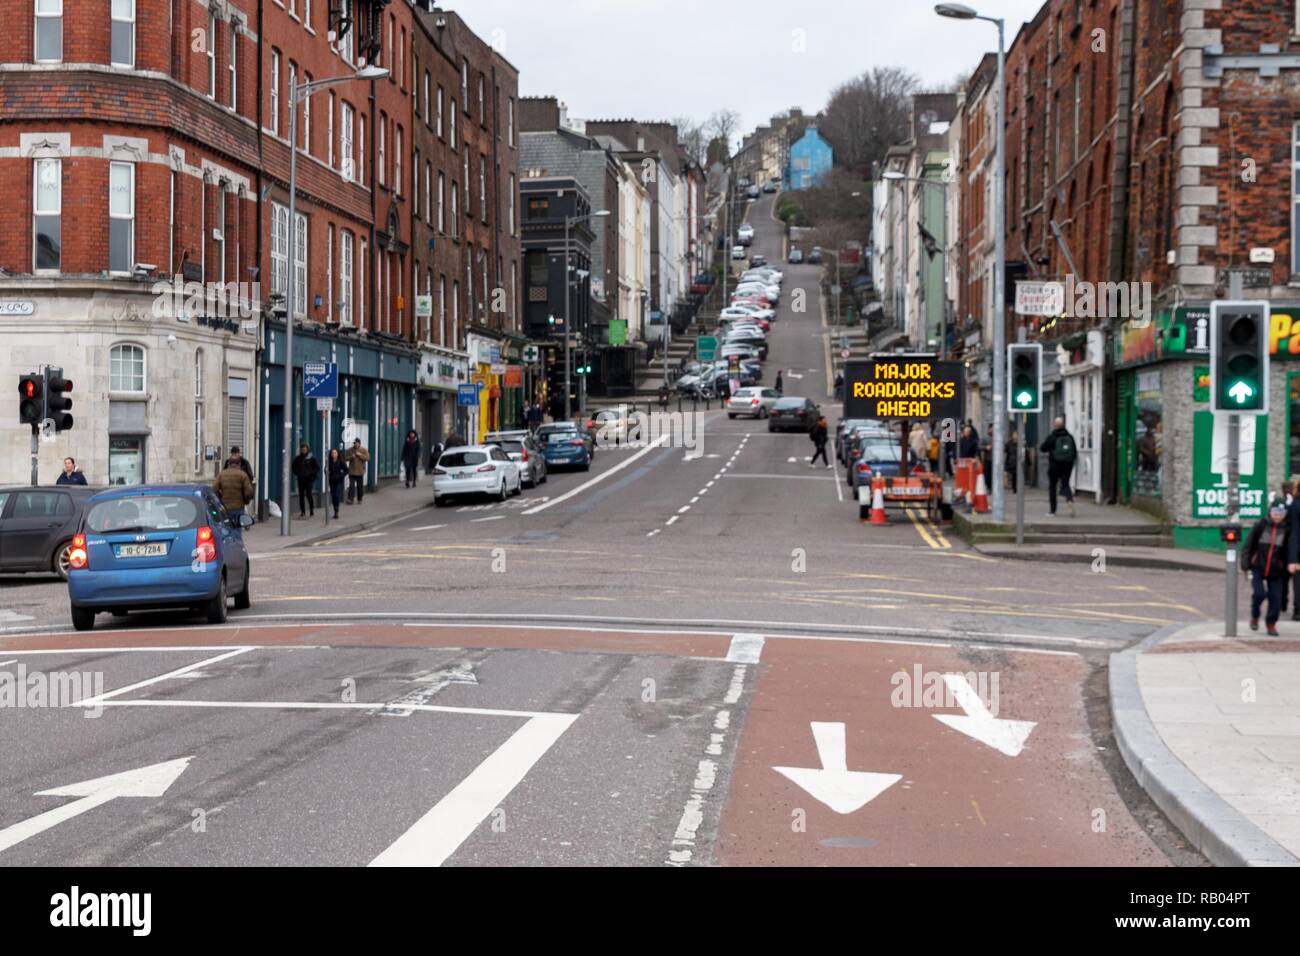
[{"left": 717, "top": 636, "right": 1171, "bottom": 866}]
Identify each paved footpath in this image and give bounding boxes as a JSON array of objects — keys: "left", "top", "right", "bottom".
[{"left": 1111, "top": 621, "right": 1300, "bottom": 866}]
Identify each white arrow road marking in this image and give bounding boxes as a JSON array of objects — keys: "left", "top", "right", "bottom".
[
  {"left": 0, "top": 757, "right": 193, "bottom": 855},
  {"left": 369, "top": 714, "right": 577, "bottom": 867},
  {"left": 932, "top": 673, "right": 1036, "bottom": 757},
  {"left": 773, "top": 722, "right": 900, "bottom": 814},
  {"left": 376, "top": 663, "right": 479, "bottom": 717}
]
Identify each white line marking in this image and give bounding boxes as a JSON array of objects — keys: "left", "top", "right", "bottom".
[
  {"left": 82, "top": 647, "right": 256, "bottom": 705},
  {"left": 690, "top": 496, "right": 700, "bottom": 504},
  {"left": 0, "top": 643, "right": 321, "bottom": 654},
  {"left": 90, "top": 698, "right": 573, "bottom": 720},
  {"left": 677, "top": 505, "right": 691, "bottom": 514},
  {"left": 411, "top": 524, "right": 446, "bottom": 532},
  {"left": 370, "top": 714, "right": 578, "bottom": 867},
  {"left": 522, "top": 434, "right": 671, "bottom": 514},
  {"left": 706, "top": 480, "right": 715, "bottom": 488},
  {"left": 666, "top": 516, "right": 680, "bottom": 526},
  {"left": 353, "top": 532, "right": 387, "bottom": 539},
  {"left": 0, "top": 660, "right": 16, "bottom": 667},
  {"left": 471, "top": 515, "right": 507, "bottom": 523},
  {"left": 726, "top": 633, "right": 765, "bottom": 663},
  {"left": 647, "top": 530, "right": 661, "bottom": 537}
]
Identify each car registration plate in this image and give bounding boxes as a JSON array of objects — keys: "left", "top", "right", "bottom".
[{"left": 116, "top": 542, "right": 168, "bottom": 558}]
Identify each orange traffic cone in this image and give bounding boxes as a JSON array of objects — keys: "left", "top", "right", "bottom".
[
  {"left": 870, "top": 480, "right": 888, "bottom": 525},
  {"left": 972, "top": 470, "right": 990, "bottom": 513}
]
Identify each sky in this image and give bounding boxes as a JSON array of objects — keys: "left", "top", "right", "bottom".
[{"left": 452, "top": 0, "right": 1048, "bottom": 146}]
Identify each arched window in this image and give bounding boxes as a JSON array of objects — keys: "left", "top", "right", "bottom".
[{"left": 110, "top": 343, "right": 146, "bottom": 393}]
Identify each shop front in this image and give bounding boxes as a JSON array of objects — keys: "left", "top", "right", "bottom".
[
  {"left": 417, "top": 346, "right": 470, "bottom": 453},
  {"left": 1057, "top": 329, "right": 1105, "bottom": 499}
]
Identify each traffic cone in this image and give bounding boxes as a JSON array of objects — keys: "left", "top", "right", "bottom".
[
  {"left": 870, "top": 480, "right": 888, "bottom": 525},
  {"left": 972, "top": 470, "right": 990, "bottom": 513}
]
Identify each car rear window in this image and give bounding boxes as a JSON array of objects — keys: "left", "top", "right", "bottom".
[
  {"left": 440, "top": 452, "right": 488, "bottom": 467},
  {"left": 496, "top": 441, "right": 524, "bottom": 455},
  {"left": 547, "top": 432, "right": 583, "bottom": 445},
  {"left": 862, "top": 443, "right": 902, "bottom": 461},
  {"left": 85, "top": 495, "right": 200, "bottom": 533},
  {"left": 775, "top": 398, "right": 805, "bottom": 408}
]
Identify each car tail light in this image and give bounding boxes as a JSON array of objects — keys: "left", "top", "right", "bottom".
[
  {"left": 521, "top": 450, "right": 529, "bottom": 462},
  {"left": 195, "top": 526, "right": 216, "bottom": 563},
  {"left": 750, "top": 399, "right": 759, "bottom": 405},
  {"left": 571, "top": 439, "right": 585, "bottom": 447},
  {"left": 434, "top": 467, "right": 447, "bottom": 475},
  {"left": 68, "top": 534, "right": 88, "bottom": 570},
  {"left": 851, "top": 449, "right": 861, "bottom": 459},
  {"left": 476, "top": 464, "right": 497, "bottom": 473}
]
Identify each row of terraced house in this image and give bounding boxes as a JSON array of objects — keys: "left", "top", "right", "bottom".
[
  {"left": 872, "top": 0, "right": 1300, "bottom": 549},
  {"left": 0, "top": 0, "right": 709, "bottom": 514}
]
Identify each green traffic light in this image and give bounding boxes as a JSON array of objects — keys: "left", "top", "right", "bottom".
[
  {"left": 1015, "top": 390, "right": 1034, "bottom": 407},
  {"left": 1227, "top": 380, "right": 1255, "bottom": 404}
]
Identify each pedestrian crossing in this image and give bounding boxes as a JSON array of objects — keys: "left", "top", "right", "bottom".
[{"left": 455, "top": 497, "right": 549, "bottom": 513}]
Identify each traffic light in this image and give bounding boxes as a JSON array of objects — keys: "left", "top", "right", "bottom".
[
  {"left": 45, "top": 367, "right": 73, "bottom": 431},
  {"left": 1210, "top": 301, "right": 1268, "bottom": 414},
  {"left": 1007, "top": 344, "right": 1043, "bottom": 413},
  {"left": 18, "top": 373, "right": 44, "bottom": 426}
]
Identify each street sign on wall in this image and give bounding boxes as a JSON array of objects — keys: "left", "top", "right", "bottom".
[
  {"left": 842, "top": 357, "right": 964, "bottom": 421},
  {"left": 1014, "top": 281, "right": 1065, "bottom": 317},
  {"left": 457, "top": 384, "right": 478, "bottom": 407},
  {"left": 1192, "top": 411, "right": 1267, "bottom": 520}
]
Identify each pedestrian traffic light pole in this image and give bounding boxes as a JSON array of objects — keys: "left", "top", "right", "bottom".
[
  {"left": 281, "top": 64, "right": 387, "bottom": 537},
  {"left": 1224, "top": 271, "right": 1245, "bottom": 638},
  {"left": 563, "top": 208, "right": 609, "bottom": 421}
]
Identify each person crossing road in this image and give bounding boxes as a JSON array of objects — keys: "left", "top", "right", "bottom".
[{"left": 809, "top": 413, "right": 830, "bottom": 469}]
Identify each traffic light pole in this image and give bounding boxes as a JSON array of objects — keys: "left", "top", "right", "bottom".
[
  {"left": 1225, "top": 414, "right": 1240, "bottom": 638},
  {"left": 30, "top": 425, "right": 39, "bottom": 488}
]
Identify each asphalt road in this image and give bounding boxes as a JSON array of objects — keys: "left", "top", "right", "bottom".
[{"left": 0, "top": 192, "right": 1216, "bottom": 867}]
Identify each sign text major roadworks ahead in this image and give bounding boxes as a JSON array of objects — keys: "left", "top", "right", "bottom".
[{"left": 842, "top": 357, "right": 965, "bottom": 421}]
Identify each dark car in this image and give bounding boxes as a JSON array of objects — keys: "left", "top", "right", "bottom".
[
  {"left": 843, "top": 424, "right": 900, "bottom": 485},
  {"left": 848, "top": 438, "right": 905, "bottom": 492},
  {"left": 788, "top": 248, "right": 804, "bottom": 264},
  {"left": 750, "top": 254, "right": 768, "bottom": 268},
  {"left": 837, "top": 418, "right": 892, "bottom": 463},
  {"left": 768, "top": 397, "right": 819, "bottom": 433},
  {"left": 808, "top": 248, "right": 823, "bottom": 264},
  {"left": 67, "top": 484, "right": 254, "bottom": 631},
  {"left": 0, "top": 485, "right": 100, "bottom": 580}
]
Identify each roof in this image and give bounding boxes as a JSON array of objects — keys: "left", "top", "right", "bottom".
[{"left": 87, "top": 484, "right": 208, "bottom": 500}]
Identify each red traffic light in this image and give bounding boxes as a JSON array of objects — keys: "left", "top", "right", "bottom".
[
  {"left": 1220, "top": 525, "right": 1241, "bottom": 544},
  {"left": 24, "top": 379, "right": 36, "bottom": 398}
]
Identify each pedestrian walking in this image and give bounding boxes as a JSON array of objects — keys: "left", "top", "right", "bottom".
[
  {"left": 527, "top": 403, "right": 544, "bottom": 433},
  {"left": 345, "top": 437, "right": 370, "bottom": 504},
  {"left": 834, "top": 372, "right": 844, "bottom": 401},
  {"left": 223, "top": 445, "right": 254, "bottom": 483},
  {"left": 809, "top": 413, "right": 831, "bottom": 469},
  {"left": 1005, "top": 429, "right": 1021, "bottom": 492},
  {"left": 326, "top": 448, "right": 347, "bottom": 519},
  {"left": 958, "top": 423, "right": 980, "bottom": 461},
  {"left": 1247, "top": 496, "right": 1291, "bottom": 635},
  {"left": 719, "top": 377, "right": 731, "bottom": 402},
  {"left": 1039, "top": 416, "right": 1078, "bottom": 517},
  {"left": 56, "top": 457, "right": 87, "bottom": 485},
  {"left": 428, "top": 438, "right": 445, "bottom": 473},
  {"left": 908, "top": 422, "right": 929, "bottom": 472},
  {"left": 291, "top": 443, "right": 320, "bottom": 518},
  {"left": 402, "top": 430, "right": 421, "bottom": 488},
  {"left": 213, "top": 458, "right": 253, "bottom": 534},
  {"left": 927, "top": 426, "right": 941, "bottom": 474},
  {"left": 774, "top": 370, "right": 784, "bottom": 395}
]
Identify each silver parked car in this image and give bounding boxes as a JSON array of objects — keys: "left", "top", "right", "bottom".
[
  {"left": 485, "top": 431, "right": 548, "bottom": 488},
  {"left": 725, "top": 386, "right": 782, "bottom": 419}
]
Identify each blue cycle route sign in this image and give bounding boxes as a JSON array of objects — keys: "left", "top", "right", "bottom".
[{"left": 303, "top": 362, "right": 338, "bottom": 399}]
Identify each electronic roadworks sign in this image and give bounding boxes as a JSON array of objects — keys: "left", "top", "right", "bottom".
[{"left": 842, "top": 357, "right": 965, "bottom": 421}]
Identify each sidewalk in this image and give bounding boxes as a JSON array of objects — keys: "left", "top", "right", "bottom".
[
  {"left": 1111, "top": 621, "right": 1300, "bottom": 866},
  {"left": 241, "top": 479, "right": 434, "bottom": 553}
]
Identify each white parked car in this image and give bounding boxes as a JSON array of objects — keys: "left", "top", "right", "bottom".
[
  {"left": 726, "top": 386, "right": 782, "bottom": 419},
  {"left": 433, "top": 445, "right": 522, "bottom": 506},
  {"left": 720, "top": 306, "right": 773, "bottom": 323},
  {"left": 732, "top": 245, "right": 747, "bottom": 260},
  {"left": 737, "top": 223, "right": 755, "bottom": 242}
]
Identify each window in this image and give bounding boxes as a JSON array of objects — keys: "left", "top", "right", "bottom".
[
  {"left": 399, "top": 27, "right": 405, "bottom": 88},
  {"left": 341, "top": 102, "right": 354, "bottom": 179},
  {"left": 168, "top": 170, "right": 175, "bottom": 273},
  {"left": 413, "top": 149, "right": 420, "bottom": 209},
  {"left": 450, "top": 102, "right": 457, "bottom": 146},
  {"left": 437, "top": 172, "right": 445, "bottom": 232},
  {"left": 359, "top": 114, "right": 366, "bottom": 183},
  {"left": 326, "top": 224, "right": 334, "bottom": 323},
  {"left": 271, "top": 202, "right": 289, "bottom": 297},
  {"left": 288, "top": 61, "right": 297, "bottom": 141},
  {"left": 478, "top": 74, "right": 485, "bottom": 125},
  {"left": 508, "top": 97, "right": 515, "bottom": 146},
  {"left": 395, "top": 125, "right": 402, "bottom": 195},
  {"left": 302, "top": 73, "right": 312, "bottom": 152},
  {"left": 387, "top": 14, "right": 394, "bottom": 71},
  {"left": 438, "top": 275, "right": 446, "bottom": 345},
  {"left": 215, "top": 187, "right": 226, "bottom": 284},
  {"left": 463, "top": 150, "right": 470, "bottom": 219},
  {"left": 461, "top": 59, "right": 468, "bottom": 106},
  {"left": 208, "top": 11, "right": 217, "bottom": 98},
  {"left": 108, "top": 162, "right": 135, "bottom": 274},
  {"left": 34, "top": 0, "right": 62, "bottom": 63},
  {"left": 293, "top": 212, "right": 307, "bottom": 317},
  {"left": 378, "top": 112, "right": 386, "bottom": 186},
  {"left": 32, "top": 158, "right": 60, "bottom": 272},
  {"left": 229, "top": 22, "right": 238, "bottom": 109},
  {"left": 423, "top": 72, "right": 430, "bottom": 126},
  {"left": 1072, "top": 70, "right": 1082, "bottom": 160},
  {"left": 508, "top": 174, "right": 515, "bottom": 234},
  {"left": 452, "top": 280, "right": 460, "bottom": 346},
  {"left": 111, "top": 0, "right": 134, "bottom": 68},
  {"left": 339, "top": 0, "right": 354, "bottom": 62},
  {"left": 424, "top": 162, "right": 431, "bottom": 223},
  {"left": 270, "top": 50, "right": 281, "bottom": 135},
  {"left": 437, "top": 86, "right": 444, "bottom": 138},
  {"left": 327, "top": 92, "right": 335, "bottom": 166},
  {"left": 305, "top": 0, "right": 311, "bottom": 28},
  {"left": 451, "top": 183, "right": 458, "bottom": 238},
  {"left": 110, "top": 344, "right": 146, "bottom": 393},
  {"left": 510, "top": 260, "right": 517, "bottom": 323},
  {"left": 359, "top": 238, "right": 367, "bottom": 329},
  {"left": 340, "top": 230, "right": 354, "bottom": 324},
  {"left": 480, "top": 155, "right": 487, "bottom": 223}
]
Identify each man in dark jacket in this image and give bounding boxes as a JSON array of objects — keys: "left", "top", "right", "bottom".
[
  {"left": 401, "top": 430, "right": 421, "bottom": 488},
  {"left": 809, "top": 414, "right": 830, "bottom": 469},
  {"left": 223, "top": 446, "right": 254, "bottom": 483},
  {"left": 958, "top": 423, "right": 980, "bottom": 460},
  {"left": 56, "top": 457, "right": 87, "bottom": 485},
  {"left": 292, "top": 443, "right": 320, "bottom": 518},
  {"left": 213, "top": 461, "right": 253, "bottom": 536},
  {"left": 1039, "top": 417, "right": 1078, "bottom": 517},
  {"left": 1247, "top": 496, "right": 1291, "bottom": 635}
]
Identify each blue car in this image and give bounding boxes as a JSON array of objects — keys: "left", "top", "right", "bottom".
[
  {"left": 539, "top": 427, "right": 592, "bottom": 471},
  {"left": 67, "top": 484, "right": 254, "bottom": 631}
]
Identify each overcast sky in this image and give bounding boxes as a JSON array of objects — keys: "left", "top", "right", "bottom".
[{"left": 453, "top": 0, "right": 1047, "bottom": 145}]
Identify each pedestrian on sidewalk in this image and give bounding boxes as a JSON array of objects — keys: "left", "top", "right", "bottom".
[
  {"left": 908, "top": 422, "right": 929, "bottom": 472},
  {"left": 223, "top": 446, "right": 254, "bottom": 483},
  {"left": 775, "top": 370, "right": 784, "bottom": 395},
  {"left": 326, "top": 448, "right": 347, "bottom": 519},
  {"left": 56, "top": 457, "right": 87, "bottom": 485},
  {"left": 292, "top": 443, "right": 320, "bottom": 518},
  {"left": 1247, "top": 496, "right": 1291, "bottom": 635},
  {"left": 402, "top": 430, "right": 421, "bottom": 488},
  {"left": 428, "top": 439, "right": 445, "bottom": 473},
  {"left": 958, "top": 423, "right": 980, "bottom": 461},
  {"left": 1039, "top": 416, "right": 1078, "bottom": 517},
  {"left": 345, "top": 438, "right": 369, "bottom": 504},
  {"left": 809, "top": 413, "right": 830, "bottom": 469},
  {"left": 527, "top": 402, "right": 544, "bottom": 434},
  {"left": 834, "top": 372, "right": 844, "bottom": 401},
  {"left": 927, "top": 426, "right": 941, "bottom": 473},
  {"left": 213, "top": 459, "right": 253, "bottom": 534}
]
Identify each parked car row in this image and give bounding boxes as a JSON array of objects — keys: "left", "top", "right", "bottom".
[{"left": 434, "top": 422, "right": 603, "bottom": 506}]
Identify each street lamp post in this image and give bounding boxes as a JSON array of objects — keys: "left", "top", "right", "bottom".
[
  {"left": 563, "top": 208, "right": 610, "bottom": 420},
  {"left": 936, "top": 2, "right": 1006, "bottom": 521},
  {"left": 883, "top": 172, "right": 949, "bottom": 359},
  {"left": 280, "top": 63, "right": 388, "bottom": 537}
]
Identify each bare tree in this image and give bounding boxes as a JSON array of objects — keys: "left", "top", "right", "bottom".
[
  {"left": 672, "top": 116, "right": 709, "bottom": 167},
  {"left": 705, "top": 109, "right": 741, "bottom": 158},
  {"left": 819, "top": 66, "right": 920, "bottom": 177}
]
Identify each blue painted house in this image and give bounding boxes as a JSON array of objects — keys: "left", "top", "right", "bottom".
[{"left": 786, "top": 127, "right": 833, "bottom": 190}]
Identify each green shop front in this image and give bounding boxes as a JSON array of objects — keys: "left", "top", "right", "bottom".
[
  {"left": 1114, "top": 303, "right": 1300, "bottom": 551},
  {"left": 260, "top": 319, "right": 419, "bottom": 512}
]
